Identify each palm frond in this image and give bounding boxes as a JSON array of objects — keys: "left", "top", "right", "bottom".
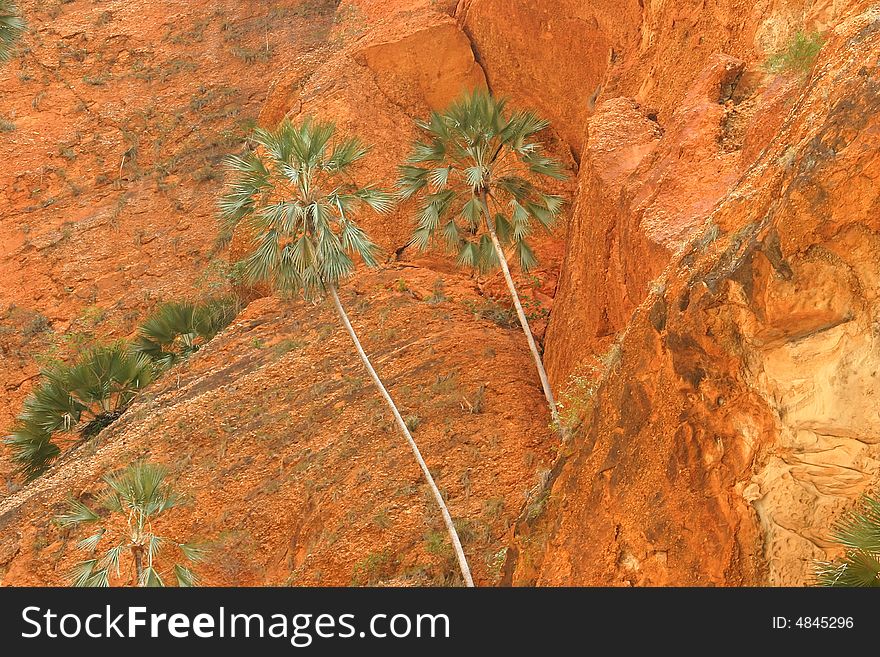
[
  {"left": 815, "top": 494, "right": 880, "bottom": 587},
  {"left": 77, "top": 530, "right": 106, "bottom": 553},
  {"left": 402, "top": 90, "right": 567, "bottom": 275},
  {"left": 326, "top": 137, "right": 368, "bottom": 171},
  {"left": 219, "top": 119, "right": 389, "bottom": 296},
  {"left": 174, "top": 564, "right": 198, "bottom": 587},
  {"left": 4, "top": 421, "right": 60, "bottom": 481},
  {"left": 352, "top": 187, "right": 394, "bottom": 214},
  {"left": 397, "top": 165, "right": 430, "bottom": 200},
  {"left": 140, "top": 566, "right": 165, "bottom": 588},
  {"left": 515, "top": 239, "right": 538, "bottom": 271},
  {"left": 179, "top": 543, "right": 207, "bottom": 563},
  {"left": 56, "top": 498, "right": 101, "bottom": 527},
  {"left": 134, "top": 298, "right": 238, "bottom": 368},
  {"left": 70, "top": 559, "right": 99, "bottom": 587},
  {"left": 0, "top": 1, "right": 25, "bottom": 62}
]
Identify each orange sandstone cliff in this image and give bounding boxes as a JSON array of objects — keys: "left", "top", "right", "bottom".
[{"left": 1, "top": 0, "right": 879, "bottom": 586}]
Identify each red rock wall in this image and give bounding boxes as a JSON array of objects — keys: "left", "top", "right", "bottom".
[{"left": 507, "top": 3, "right": 880, "bottom": 585}]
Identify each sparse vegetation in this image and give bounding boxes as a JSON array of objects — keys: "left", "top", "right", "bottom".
[
  {"left": 352, "top": 549, "right": 398, "bottom": 586},
  {"left": 425, "top": 277, "right": 448, "bottom": 304},
  {"left": 400, "top": 90, "right": 567, "bottom": 434},
  {"left": 463, "top": 297, "right": 518, "bottom": 328},
  {"left": 559, "top": 343, "right": 621, "bottom": 433},
  {"left": 57, "top": 461, "right": 204, "bottom": 586},
  {"left": 815, "top": 494, "right": 880, "bottom": 586},
  {"left": 766, "top": 30, "right": 823, "bottom": 74}
]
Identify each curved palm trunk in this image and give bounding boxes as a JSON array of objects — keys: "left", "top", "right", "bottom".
[
  {"left": 480, "top": 192, "right": 563, "bottom": 436},
  {"left": 328, "top": 284, "right": 475, "bottom": 587}
]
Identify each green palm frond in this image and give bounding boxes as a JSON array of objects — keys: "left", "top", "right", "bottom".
[
  {"left": 102, "top": 544, "right": 125, "bottom": 578},
  {"left": 134, "top": 297, "right": 239, "bottom": 369},
  {"left": 815, "top": 495, "right": 880, "bottom": 587},
  {"left": 400, "top": 89, "right": 566, "bottom": 273},
  {"left": 57, "top": 498, "right": 101, "bottom": 527},
  {"left": 0, "top": 1, "right": 25, "bottom": 63},
  {"left": 70, "top": 559, "right": 100, "bottom": 587},
  {"left": 179, "top": 542, "right": 207, "bottom": 563},
  {"left": 174, "top": 564, "right": 198, "bottom": 587},
  {"left": 220, "top": 118, "right": 391, "bottom": 299},
  {"left": 65, "top": 343, "right": 153, "bottom": 410},
  {"left": 4, "top": 421, "right": 61, "bottom": 481},
  {"left": 58, "top": 461, "right": 202, "bottom": 588},
  {"left": 102, "top": 461, "right": 178, "bottom": 516},
  {"left": 77, "top": 530, "right": 106, "bottom": 553},
  {"left": 6, "top": 344, "right": 152, "bottom": 480},
  {"left": 140, "top": 566, "right": 165, "bottom": 588}
]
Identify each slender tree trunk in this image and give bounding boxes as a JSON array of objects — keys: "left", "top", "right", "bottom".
[
  {"left": 479, "top": 191, "right": 564, "bottom": 436},
  {"left": 328, "top": 284, "right": 475, "bottom": 587},
  {"left": 132, "top": 545, "right": 144, "bottom": 586}
]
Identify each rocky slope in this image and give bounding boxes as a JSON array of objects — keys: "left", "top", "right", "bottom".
[{"left": 2, "top": 0, "right": 879, "bottom": 586}]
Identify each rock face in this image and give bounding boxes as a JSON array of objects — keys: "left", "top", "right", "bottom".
[
  {"left": 506, "top": 3, "right": 880, "bottom": 586},
  {"left": 456, "top": 0, "right": 643, "bottom": 154},
  {"left": 2, "top": 0, "right": 880, "bottom": 587}
]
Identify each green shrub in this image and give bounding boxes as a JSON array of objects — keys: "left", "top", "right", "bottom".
[{"left": 766, "top": 31, "right": 823, "bottom": 74}]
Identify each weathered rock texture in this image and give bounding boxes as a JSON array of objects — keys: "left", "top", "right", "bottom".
[{"left": 507, "top": 3, "right": 880, "bottom": 586}]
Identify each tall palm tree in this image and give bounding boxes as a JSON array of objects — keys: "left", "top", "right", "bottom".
[
  {"left": 57, "top": 461, "right": 204, "bottom": 587},
  {"left": 399, "top": 91, "right": 567, "bottom": 435},
  {"left": 815, "top": 494, "right": 880, "bottom": 587},
  {"left": 5, "top": 343, "right": 153, "bottom": 480},
  {"left": 219, "top": 118, "right": 474, "bottom": 587},
  {"left": 0, "top": 1, "right": 24, "bottom": 62}
]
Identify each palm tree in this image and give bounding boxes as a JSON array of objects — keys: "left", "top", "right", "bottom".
[
  {"left": 57, "top": 461, "right": 204, "bottom": 586},
  {"left": 0, "top": 1, "right": 24, "bottom": 62},
  {"left": 399, "top": 91, "right": 567, "bottom": 435},
  {"left": 815, "top": 494, "right": 880, "bottom": 587},
  {"left": 219, "top": 118, "right": 475, "bottom": 587},
  {"left": 134, "top": 297, "right": 239, "bottom": 369},
  {"left": 5, "top": 343, "right": 153, "bottom": 480}
]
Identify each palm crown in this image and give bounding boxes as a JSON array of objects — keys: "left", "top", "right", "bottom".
[
  {"left": 0, "top": 1, "right": 24, "bottom": 62},
  {"left": 219, "top": 118, "right": 393, "bottom": 299},
  {"left": 134, "top": 297, "right": 238, "bottom": 369},
  {"left": 57, "top": 461, "right": 204, "bottom": 587},
  {"left": 398, "top": 90, "right": 566, "bottom": 272},
  {"left": 815, "top": 494, "right": 880, "bottom": 587},
  {"left": 6, "top": 343, "right": 153, "bottom": 480}
]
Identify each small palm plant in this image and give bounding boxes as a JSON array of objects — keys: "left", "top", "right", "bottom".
[
  {"left": 57, "top": 461, "right": 204, "bottom": 587},
  {"left": 219, "top": 118, "right": 474, "bottom": 586},
  {"left": 815, "top": 494, "right": 880, "bottom": 587},
  {"left": 133, "top": 297, "right": 239, "bottom": 369},
  {"left": 0, "top": 1, "right": 25, "bottom": 63},
  {"left": 399, "top": 91, "right": 567, "bottom": 434},
  {"left": 5, "top": 343, "right": 153, "bottom": 480}
]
